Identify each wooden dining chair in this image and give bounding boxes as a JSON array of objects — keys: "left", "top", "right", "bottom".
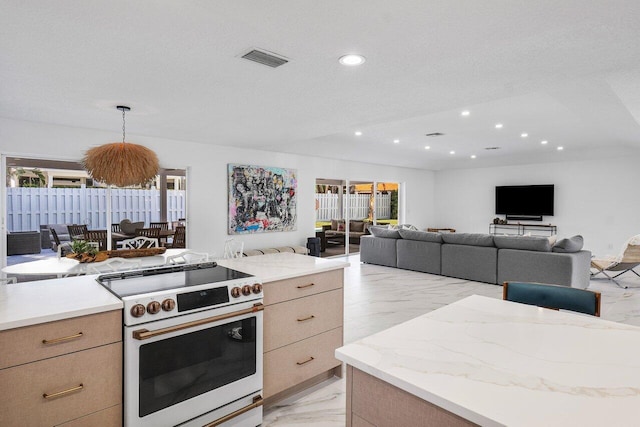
[
  {"left": 111, "top": 223, "right": 122, "bottom": 233},
  {"left": 167, "top": 226, "right": 186, "bottom": 249},
  {"left": 150, "top": 222, "right": 169, "bottom": 230},
  {"left": 84, "top": 230, "right": 108, "bottom": 252},
  {"left": 135, "top": 228, "right": 161, "bottom": 239},
  {"left": 503, "top": 281, "right": 601, "bottom": 317},
  {"left": 67, "top": 224, "right": 88, "bottom": 241}
]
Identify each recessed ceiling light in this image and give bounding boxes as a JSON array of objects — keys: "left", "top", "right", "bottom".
[
  {"left": 495, "top": 123, "right": 503, "bottom": 129},
  {"left": 461, "top": 110, "right": 470, "bottom": 116},
  {"left": 471, "top": 155, "right": 477, "bottom": 159},
  {"left": 541, "top": 140, "right": 548, "bottom": 145},
  {"left": 520, "top": 133, "right": 528, "bottom": 138},
  {"left": 424, "top": 146, "right": 431, "bottom": 150},
  {"left": 393, "top": 139, "right": 400, "bottom": 144},
  {"left": 354, "top": 131, "right": 362, "bottom": 136},
  {"left": 449, "top": 150, "right": 455, "bottom": 155},
  {"left": 339, "top": 54, "right": 366, "bottom": 66},
  {"left": 557, "top": 146, "right": 564, "bottom": 151}
]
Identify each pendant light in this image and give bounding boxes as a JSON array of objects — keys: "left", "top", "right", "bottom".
[{"left": 83, "top": 106, "right": 159, "bottom": 187}]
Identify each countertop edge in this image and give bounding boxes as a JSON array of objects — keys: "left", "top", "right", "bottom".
[
  {"left": 335, "top": 349, "right": 501, "bottom": 427},
  {"left": 1, "top": 301, "right": 124, "bottom": 331}
]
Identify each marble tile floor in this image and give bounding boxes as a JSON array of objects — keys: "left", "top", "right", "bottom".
[{"left": 262, "top": 254, "right": 640, "bottom": 426}]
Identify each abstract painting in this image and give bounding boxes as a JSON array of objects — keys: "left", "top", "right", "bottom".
[{"left": 228, "top": 164, "right": 297, "bottom": 234}]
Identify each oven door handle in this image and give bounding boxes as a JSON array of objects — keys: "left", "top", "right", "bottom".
[{"left": 132, "top": 303, "right": 264, "bottom": 340}]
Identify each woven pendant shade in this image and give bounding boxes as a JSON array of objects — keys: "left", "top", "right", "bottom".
[
  {"left": 83, "top": 142, "right": 159, "bottom": 187},
  {"left": 83, "top": 105, "right": 159, "bottom": 187}
]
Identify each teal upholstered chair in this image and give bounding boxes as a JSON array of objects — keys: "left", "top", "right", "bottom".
[{"left": 503, "top": 281, "right": 601, "bottom": 317}]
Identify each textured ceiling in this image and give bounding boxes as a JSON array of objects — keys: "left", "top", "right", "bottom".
[{"left": 1, "top": 1, "right": 640, "bottom": 170}]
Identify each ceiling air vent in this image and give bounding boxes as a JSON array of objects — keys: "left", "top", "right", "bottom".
[
  {"left": 425, "top": 132, "right": 445, "bottom": 137},
  {"left": 484, "top": 147, "right": 501, "bottom": 150},
  {"left": 241, "top": 49, "right": 289, "bottom": 68}
]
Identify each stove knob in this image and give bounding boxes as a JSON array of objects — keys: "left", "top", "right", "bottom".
[
  {"left": 242, "top": 285, "right": 252, "bottom": 296},
  {"left": 162, "top": 299, "right": 176, "bottom": 312},
  {"left": 252, "top": 283, "right": 262, "bottom": 294},
  {"left": 130, "top": 304, "right": 146, "bottom": 318},
  {"left": 147, "top": 301, "right": 161, "bottom": 315},
  {"left": 231, "top": 287, "right": 242, "bottom": 298}
]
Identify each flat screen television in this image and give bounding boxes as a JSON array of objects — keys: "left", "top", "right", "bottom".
[{"left": 495, "top": 185, "right": 554, "bottom": 218}]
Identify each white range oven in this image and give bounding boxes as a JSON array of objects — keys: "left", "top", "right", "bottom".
[{"left": 97, "top": 262, "right": 263, "bottom": 427}]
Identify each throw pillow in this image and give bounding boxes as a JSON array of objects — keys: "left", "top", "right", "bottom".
[
  {"left": 548, "top": 234, "right": 558, "bottom": 246},
  {"left": 337, "top": 222, "right": 345, "bottom": 232},
  {"left": 330, "top": 219, "right": 339, "bottom": 231},
  {"left": 398, "top": 229, "right": 442, "bottom": 243},
  {"left": 552, "top": 235, "right": 584, "bottom": 253},
  {"left": 349, "top": 220, "right": 365, "bottom": 232},
  {"left": 369, "top": 225, "right": 401, "bottom": 239}
]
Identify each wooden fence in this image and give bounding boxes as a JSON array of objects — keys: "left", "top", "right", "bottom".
[
  {"left": 6, "top": 188, "right": 186, "bottom": 232},
  {"left": 316, "top": 193, "right": 391, "bottom": 221}
]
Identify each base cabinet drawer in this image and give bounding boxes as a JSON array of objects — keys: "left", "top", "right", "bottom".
[
  {"left": 264, "top": 288, "right": 343, "bottom": 352},
  {"left": 0, "top": 310, "right": 122, "bottom": 369},
  {"left": 264, "top": 327, "right": 342, "bottom": 398},
  {"left": 263, "top": 269, "right": 343, "bottom": 305},
  {"left": 56, "top": 404, "right": 122, "bottom": 427},
  {"left": 0, "top": 342, "right": 123, "bottom": 427}
]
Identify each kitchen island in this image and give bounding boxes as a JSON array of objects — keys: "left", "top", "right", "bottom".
[{"left": 336, "top": 294, "right": 640, "bottom": 427}]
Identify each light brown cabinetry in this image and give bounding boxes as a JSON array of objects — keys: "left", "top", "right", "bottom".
[
  {"left": 0, "top": 310, "right": 123, "bottom": 427},
  {"left": 262, "top": 269, "right": 344, "bottom": 405}
]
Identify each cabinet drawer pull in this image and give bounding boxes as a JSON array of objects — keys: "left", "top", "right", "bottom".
[
  {"left": 43, "top": 383, "right": 84, "bottom": 400},
  {"left": 42, "top": 332, "right": 83, "bottom": 345},
  {"left": 296, "top": 283, "right": 315, "bottom": 289},
  {"left": 297, "top": 315, "right": 315, "bottom": 322},
  {"left": 296, "top": 356, "right": 315, "bottom": 366}
]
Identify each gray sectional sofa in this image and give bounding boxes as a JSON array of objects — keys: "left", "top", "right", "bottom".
[{"left": 360, "top": 228, "right": 592, "bottom": 289}]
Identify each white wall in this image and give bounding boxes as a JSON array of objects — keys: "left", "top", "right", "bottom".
[
  {"left": 0, "top": 118, "right": 435, "bottom": 258},
  {"left": 434, "top": 157, "right": 640, "bottom": 256}
]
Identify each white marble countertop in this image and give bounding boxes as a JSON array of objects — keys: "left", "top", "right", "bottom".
[
  {"left": 217, "top": 253, "right": 349, "bottom": 282},
  {"left": 0, "top": 274, "right": 122, "bottom": 331},
  {"left": 335, "top": 294, "right": 640, "bottom": 427}
]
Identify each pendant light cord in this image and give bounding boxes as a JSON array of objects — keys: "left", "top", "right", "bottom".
[{"left": 122, "top": 108, "right": 126, "bottom": 144}]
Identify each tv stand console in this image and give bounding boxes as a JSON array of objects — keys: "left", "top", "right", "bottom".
[{"left": 489, "top": 223, "right": 557, "bottom": 237}]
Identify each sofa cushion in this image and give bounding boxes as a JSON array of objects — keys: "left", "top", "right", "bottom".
[
  {"left": 552, "top": 235, "right": 584, "bottom": 253},
  {"left": 441, "top": 233, "right": 494, "bottom": 247},
  {"left": 349, "top": 220, "right": 365, "bottom": 232},
  {"left": 369, "top": 225, "right": 401, "bottom": 239},
  {"left": 493, "top": 235, "right": 551, "bottom": 252},
  {"left": 398, "top": 229, "right": 443, "bottom": 243},
  {"left": 330, "top": 219, "right": 345, "bottom": 231}
]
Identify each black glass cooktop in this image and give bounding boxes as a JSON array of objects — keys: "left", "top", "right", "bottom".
[{"left": 96, "top": 262, "right": 253, "bottom": 298}]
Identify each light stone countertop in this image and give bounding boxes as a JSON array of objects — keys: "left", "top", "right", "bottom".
[
  {"left": 0, "top": 253, "right": 347, "bottom": 331},
  {"left": 0, "top": 274, "right": 122, "bottom": 331},
  {"left": 217, "top": 252, "right": 349, "bottom": 282},
  {"left": 335, "top": 294, "right": 640, "bottom": 427}
]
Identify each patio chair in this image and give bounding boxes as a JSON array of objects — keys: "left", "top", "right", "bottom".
[
  {"left": 50, "top": 228, "right": 73, "bottom": 256},
  {"left": 86, "top": 257, "right": 142, "bottom": 274},
  {"left": 122, "top": 236, "right": 159, "bottom": 249},
  {"left": 111, "top": 223, "right": 122, "bottom": 233},
  {"left": 135, "top": 227, "right": 161, "bottom": 239},
  {"left": 503, "top": 281, "right": 601, "bottom": 317},
  {"left": 150, "top": 222, "right": 169, "bottom": 230},
  {"left": 166, "top": 226, "right": 186, "bottom": 249},
  {"left": 224, "top": 239, "right": 244, "bottom": 259},
  {"left": 84, "top": 230, "right": 108, "bottom": 251},
  {"left": 165, "top": 250, "right": 210, "bottom": 265},
  {"left": 591, "top": 234, "right": 640, "bottom": 289},
  {"left": 67, "top": 224, "right": 88, "bottom": 241}
]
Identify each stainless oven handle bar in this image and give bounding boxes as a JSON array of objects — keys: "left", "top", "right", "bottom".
[
  {"left": 204, "top": 395, "right": 263, "bottom": 427},
  {"left": 132, "top": 303, "right": 264, "bottom": 340}
]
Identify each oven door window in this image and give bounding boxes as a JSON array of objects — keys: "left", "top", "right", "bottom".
[{"left": 138, "top": 316, "right": 257, "bottom": 417}]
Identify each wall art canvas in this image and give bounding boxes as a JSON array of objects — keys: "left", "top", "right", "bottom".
[{"left": 228, "top": 164, "right": 297, "bottom": 234}]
